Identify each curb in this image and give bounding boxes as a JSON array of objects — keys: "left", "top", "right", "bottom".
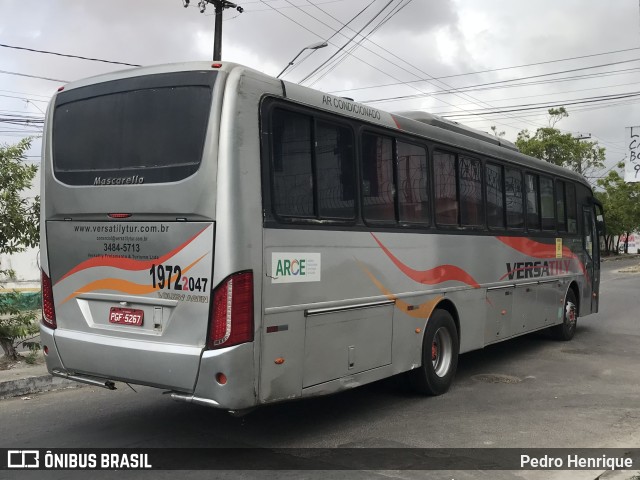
[
  {"left": 601, "top": 254, "right": 640, "bottom": 262},
  {"left": 0, "top": 373, "right": 83, "bottom": 399}
]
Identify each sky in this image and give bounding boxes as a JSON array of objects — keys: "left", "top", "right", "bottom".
[{"left": 1, "top": 0, "right": 640, "bottom": 185}]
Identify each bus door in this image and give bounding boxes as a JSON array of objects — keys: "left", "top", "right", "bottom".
[{"left": 582, "top": 206, "right": 600, "bottom": 314}]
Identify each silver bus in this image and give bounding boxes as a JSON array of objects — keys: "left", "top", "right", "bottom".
[{"left": 40, "top": 62, "right": 603, "bottom": 412}]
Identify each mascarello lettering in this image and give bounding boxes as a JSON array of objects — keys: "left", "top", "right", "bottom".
[{"left": 93, "top": 175, "right": 144, "bottom": 186}]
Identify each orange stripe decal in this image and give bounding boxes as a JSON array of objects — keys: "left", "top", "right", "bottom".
[
  {"left": 56, "top": 225, "right": 210, "bottom": 285},
  {"left": 371, "top": 233, "right": 480, "bottom": 289},
  {"left": 358, "top": 261, "right": 443, "bottom": 319},
  {"left": 496, "top": 236, "right": 590, "bottom": 284},
  {"left": 496, "top": 236, "right": 576, "bottom": 259},
  {"left": 60, "top": 252, "right": 209, "bottom": 304},
  {"left": 62, "top": 278, "right": 158, "bottom": 304}
]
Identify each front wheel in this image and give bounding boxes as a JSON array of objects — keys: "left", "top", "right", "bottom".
[
  {"left": 410, "top": 309, "right": 459, "bottom": 395},
  {"left": 550, "top": 288, "right": 578, "bottom": 341}
]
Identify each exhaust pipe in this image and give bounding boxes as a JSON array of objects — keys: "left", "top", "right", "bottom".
[{"left": 52, "top": 370, "right": 117, "bottom": 390}]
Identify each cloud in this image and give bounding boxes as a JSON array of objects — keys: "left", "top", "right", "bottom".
[{"left": 0, "top": 0, "right": 637, "bottom": 172}]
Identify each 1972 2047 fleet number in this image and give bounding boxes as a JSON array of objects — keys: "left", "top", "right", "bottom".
[{"left": 149, "top": 264, "right": 208, "bottom": 292}]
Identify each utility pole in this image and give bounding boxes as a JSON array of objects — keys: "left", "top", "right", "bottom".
[
  {"left": 573, "top": 133, "right": 592, "bottom": 174},
  {"left": 183, "top": 0, "right": 243, "bottom": 61}
]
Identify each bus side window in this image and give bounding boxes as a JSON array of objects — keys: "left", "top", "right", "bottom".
[
  {"left": 505, "top": 167, "right": 524, "bottom": 229},
  {"left": 362, "top": 133, "right": 395, "bottom": 222},
  {"left": 397, "top": 141, "right": 429, "bottom": 225},
  {"left": 525, "top": 173, "right": 541, "bottom": 230},
  {"left": 556, "top": 180, "right": 567, "bottom": 232},
  {"left": 434, "top": 150, "right": 458, "bottom": 226},
  {"left": 459, "top": 155, "right": 483, "bottom": 227},
  {"left": 271, "top": 109, "right": 314, "bottom": 218},
  {"left": 540, "top": 176, "right": 555, "bottom": 230},
  {"left": 486, "top": 163, "right": 505, "bottom": 229},
  {"left": 566, "top": 182, "right": 577, "bottom": 234},
  {"left": 583, "top": 209, "right": 594, "bottom": 258},
  {"left": 316, "top": 120, "right": 356, "bottom": 220}
]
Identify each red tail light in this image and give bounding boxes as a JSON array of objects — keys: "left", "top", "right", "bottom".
[
  {"left": 41, "top": 270, "right": 57, "bottom": 329},
  {"left": 207, "top": 271, "right": 253, "bottom": 349}
]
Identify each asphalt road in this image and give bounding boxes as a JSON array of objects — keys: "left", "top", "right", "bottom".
[{"left": 2, "top": 257, "right": 639, "bottom": 480}]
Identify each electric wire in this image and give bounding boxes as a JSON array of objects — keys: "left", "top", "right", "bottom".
[
  {"left": 0, "top": 70, "right": 68, "bottom": 83},
  {"left": 295, "top": 0, "right": 397, "bottom": 84},
  {"left": 363, "top": 67, "right": 640, "bottom": 106},
  {"left": 329, "top": 46, "right": 640, "bottom": 95},
  {"left": 303, "top": 0, "right": 415, "bottom": 87},
  {"left": 283, "top": 1, "right": 377, "bottom": 77},
  {"left": 438, "top": 91, "right": 640, "bottom": 119},
  {"left": 295, "top": 0, "right": 542, "bottom": 132},
  {"left": 0, "top": 43, "right": 141, "bottom": 67},
  {"left": 359, "top": 58, "right": 640, "bottom": 104}
]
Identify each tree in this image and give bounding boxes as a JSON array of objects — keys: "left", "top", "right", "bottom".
[
  {"left": 596, "top": 164, "right": 640, "bottom": 255},
  {"left": 0, "top": 138, "right": 40, "bottom": 360},
  {"left": 515, "top": 107, "right": 605, "bottom": 179},
  {"left": 490, "top": 125, "right": 505, "bottom": 138}
]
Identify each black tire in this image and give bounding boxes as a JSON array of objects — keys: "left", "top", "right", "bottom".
[
  {"left": 550, "top": 288, "right": 578, "bottom": 341},
  {"left": 410, "top": 309, "right": 459, "bottom": 396}
]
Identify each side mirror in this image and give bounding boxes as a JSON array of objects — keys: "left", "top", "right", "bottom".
[{"left": 596, "top": 220, "right": 605, "bottom": 235}]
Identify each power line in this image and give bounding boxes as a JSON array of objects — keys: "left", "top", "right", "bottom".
[
  {"left": 256, "top": 0, "right": 427, "bottom": 96},
  {"left": 304, "top": 0, "right": 415, "bottom": 87},
  {"left": 459, "top": 97, "right": 640, "bottom": 127},
  {"left": 0, "top": 89, "right": 51, "bottom": 99},
  {"left": 297, "top": 0, "right": 397, "bottom": 84},
  {"left": 359, "top": 58, "right": 640, "bottom": 104},
  {"left": 329, "top": 46, "right": 640, "bottom": 95},
  {"left": 282, "top": 1, "right": 376, "bottom": 78},
  {"left": 440, "top": 91, "right": 640, "bottom": 119},
  {"left": 0, "top": 70, "right": 68, "bottom": 83},
  {"left": 230, "top": 0, "right": 351, "bottom": 12},
  {"left": 424, "top": 79, "right": 640, "bottom": 114},
  {"left": 362, "top": 66, "right": 640, "bottom": 108},
  {"left": 0, "top": 43, "right": 141, "bottom": 67},
  {"left": 296, "top": 0, "right": 539, "bottom": 132},
  {"left": 256, "top": 0, "right": 531, "bottom": 132},
  {"left": 0, "top": 93, "right": 50, "bottom": 103}
]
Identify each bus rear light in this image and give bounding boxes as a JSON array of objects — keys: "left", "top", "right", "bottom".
[
  {"left": 215, "top": 373, "right": 227, "bottom": 385},
  {"left": 207, "top": 271, "right": 253, "bottom": 349},
  {"left": 41, "top": 270, "right": 57, "bottom": 329},
  {"left": 108, "top": 213, "right": 131, "bottom": 219},
  {"left": 211, "top": 63, "right": 222, "bottom": 68}
]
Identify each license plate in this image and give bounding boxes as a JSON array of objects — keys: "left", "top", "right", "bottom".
[{"left": 109, "top": 307, "right": 144, "bottom": 326}]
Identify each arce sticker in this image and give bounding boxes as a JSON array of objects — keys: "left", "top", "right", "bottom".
[{"left": 271, "top": 253, "right": 321, "bottom": 283}]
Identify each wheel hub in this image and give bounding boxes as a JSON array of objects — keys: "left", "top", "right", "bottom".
[
  {"left": 431, "top": 327, "right": 453, "bottom": 378},
  {"left": 566, "top": 301, "right": 576, "bottom": 325}
]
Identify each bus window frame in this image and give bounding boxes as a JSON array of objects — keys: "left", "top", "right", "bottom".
[
  {"left": 259, "top": 97, "right": 592, "bottom": 240},
  {"left": 504, "top": 166, "right": 525, "bottom": 231},
  {"left": 525, "top": 171, "right": 541, "bottom": 232},
  {"left": 261, "top": 99, "right": 359, "bottom": 228}
]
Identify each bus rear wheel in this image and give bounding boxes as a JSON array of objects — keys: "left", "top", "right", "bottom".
[
  {"left": 550, "top": 288, "right": 578, "bottom": 341},
  {"left": 410, "top": 309, "right": 459, "bottom": 396}
]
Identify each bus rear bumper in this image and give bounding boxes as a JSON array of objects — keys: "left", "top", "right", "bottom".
[
  {"left": 40, "top": 323, "right": 65, "bottom": 373},
  {"left": 43, "top": 327, "right": 202, "bottom": 392},
  {"left": 191, "top": 343, "right": 257, "bottom": 410}
]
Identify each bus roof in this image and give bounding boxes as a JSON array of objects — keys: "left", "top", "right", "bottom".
[{"left": 55, "top": 61, "right": 592, "bottom": 190}]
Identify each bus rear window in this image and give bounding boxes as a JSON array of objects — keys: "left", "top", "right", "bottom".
[{"left": 52, "top": 71, "right": 215, "bottom": 185}]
